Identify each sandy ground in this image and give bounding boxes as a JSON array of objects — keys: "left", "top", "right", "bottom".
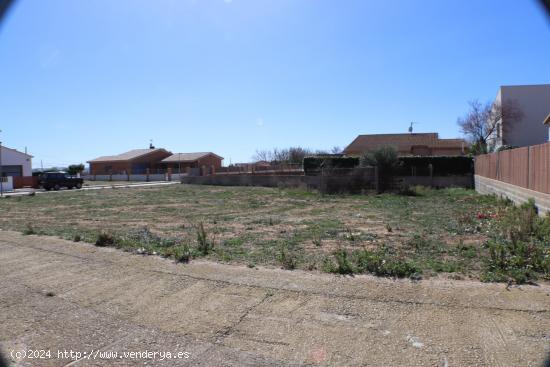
[{"left": 1, "top": 231, "right": 549, "bottom": 366}]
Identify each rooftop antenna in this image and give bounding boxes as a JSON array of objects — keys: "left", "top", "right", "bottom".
[
  {"left": 408, "top": 122, "right": 418, "bottom": 133},
  {"left": 149, "top": 139, "right": 155, "bottom": 149}
]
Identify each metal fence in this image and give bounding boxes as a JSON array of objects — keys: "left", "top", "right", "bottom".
[{"left": 475, "top": 142, "right": 550, "bottom": 194}]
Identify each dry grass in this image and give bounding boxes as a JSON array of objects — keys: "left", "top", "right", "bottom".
[{"left": 0, "top": 184, "right": 507, "bottom": 279}]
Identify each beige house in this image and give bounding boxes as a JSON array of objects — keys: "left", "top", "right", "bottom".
[
  {"left": 488, "top": 84, "right": 550, "bottom": 150},
  {"left": 343, "top": 133, "right": 466, "bottom": 156},
  {"left": 160, "top": 152, "right": 223, "bottom": 173}
]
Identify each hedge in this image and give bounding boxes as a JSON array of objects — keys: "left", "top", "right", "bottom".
[
  {"left": 303, "top": 155, "right": 473, "bottom": 176},
  {"left": 303, "top": 156, "right": 360, "bottom": 175},
  {"left": 398, "top": 156, "right": 473, "bottom": 176}
]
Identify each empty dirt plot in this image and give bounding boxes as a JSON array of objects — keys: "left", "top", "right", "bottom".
[
  {"left": 0, "top": 232, "right": 549, "bottom": 366},
  {"left": 0, "top": 183, "right": 546, "bottom": 281}
]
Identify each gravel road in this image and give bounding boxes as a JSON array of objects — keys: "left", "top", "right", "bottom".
[{"left": 1, "top": 231, "right": 549, "bottom": 366}]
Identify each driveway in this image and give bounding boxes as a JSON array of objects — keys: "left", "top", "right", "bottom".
[{"left": 0, "top": 231, "right": 549, "bottom": 366}]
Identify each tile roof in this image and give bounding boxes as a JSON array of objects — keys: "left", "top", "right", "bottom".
[
  {"left": 161, "top": 152, "right": 223, "bottom": 163},
  {"left": 344, "top": 133, "right": 466, "bottom": 155},
  {"left": 88, "top": 149, "right": 170, "bottom": 163},
  {"left": 432, "top": 139, "right": 467, "bottom": 148}
]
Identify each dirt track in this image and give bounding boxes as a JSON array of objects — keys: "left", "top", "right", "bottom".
[{"left": 1, "top": 231, "right": 549, "bottom": 366}]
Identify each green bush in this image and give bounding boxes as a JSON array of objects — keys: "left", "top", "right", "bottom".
[
  {"left": 353, "top": 249, "right": 419, "bottom": 278},
  {"left": 333, "top": 249, "right": 354, "bottom": 274},
  {"left": 279, "top": 245, "right": 297, "bottom": 270},
  {"left": 23, "top": 223, "right": 36, "bottom": 235},
  {"left": 360, "top": 146, "right": 399, "bottom": 172},
  {"left": 196, "top": 222, "right": 212, "bottom": 255},
  {"left": 174, "top": 243, "right": 191, "bottom": 263},
  {"left": 322, "top": 248, "right": 419, "bottom": 278},
  {"left": 95, "top": 232, "right": 115, "bottom": 247},
  {"left": 482, "top": 199, "right": 550, "bottom": 283}
]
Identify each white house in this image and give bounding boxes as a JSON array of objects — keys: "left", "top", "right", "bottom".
[
  {"left": 488, "top": 84, "right": 550, "bottom": 150},
  {"left": 1, "top": 146, "right": 32, "bottom": 177}
]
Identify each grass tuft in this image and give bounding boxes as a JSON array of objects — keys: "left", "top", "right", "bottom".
[{"left": 95, "top": 232, "right": 115, "bottom": 247}]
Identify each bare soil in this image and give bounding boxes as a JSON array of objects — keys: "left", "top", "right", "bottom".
[{"left": 1, "top": 231, "right": 549, "bottom": 366}]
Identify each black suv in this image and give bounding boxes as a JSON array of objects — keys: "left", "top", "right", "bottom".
[{"left": 39, "top": 172, "right": 84, "bottom": 191}]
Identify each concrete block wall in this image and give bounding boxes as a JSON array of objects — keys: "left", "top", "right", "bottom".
[
  {"left": 148, "top": 174, "right": 166, "bottom": 181},
  {"left": 129, "top": 175, "right": 148, "bottom": 181},
  {"left": 111, "top": 174, "right": 129, "bottom": 181},
  {"left": 475, "top": 175, "right": 550, "bottom": 215}
]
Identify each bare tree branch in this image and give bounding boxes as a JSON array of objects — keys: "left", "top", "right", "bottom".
[{"left": 457, "top": 99, "right": 523, "bottom": 153}]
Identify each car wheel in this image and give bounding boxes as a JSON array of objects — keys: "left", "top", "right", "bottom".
[
  {"left": 54, "top": 184, "right": 60, "bottom": 191},
  {"left": 76, "top": 183, "right": 82, "bottom": 189}
]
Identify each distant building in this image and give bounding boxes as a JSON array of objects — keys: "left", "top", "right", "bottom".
[
  {"left": 488, "top": 84, "right": 550, "bottom": 150},
  {"left": 160, "top": 152, "right": 223, "bottom": 173},
  {"left": 233, "top": 161, "right": 271, "bottom": 168},
  {"left": 0, "top": 146, "right": 32, "bottom": 177},
  {"left": 343, "top": 133, "right": 466, "bottom": 156},
  {"left": 88, "top": 148, "right": 172, "bottom": 175}
]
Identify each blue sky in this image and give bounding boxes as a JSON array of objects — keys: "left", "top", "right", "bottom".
[{"left": 1, "top": 0, "right": 549, "bottom": 167}]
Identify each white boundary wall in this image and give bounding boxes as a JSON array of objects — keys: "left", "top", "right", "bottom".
[{"left": 0, "top": 177, "right": 13, "bottom": 192}]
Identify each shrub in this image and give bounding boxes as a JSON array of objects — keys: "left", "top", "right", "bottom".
[
  {"left": 312, "top": 229, "right": 323, "bottom": 247},
  {"left": 360, "top": 146, "right": 399, "bottom": 172},
  {"left": 95, "top": 232, "right": 115, "bottom": 247},
  {"left": 361, "top": 146, "right": 399, "bottom": 192},
  {"left": 353, "top": 249, "right": 419, "bottom": 278},
  {"left": 481, "top": 199, "right": 550, "bottom": 283},
  {"left": 196, "top": 222, "right": 212, "bottom": 255},
  {"left": 333, "top": 249, "right": 354, "bottom": 274},
  {"left": 73, "top": 234, "right": 81, "bottom": 242},
  {"left": 23, "top": 223, "right": 35, "bottom": 235},
  {"left": 398, "top": 185, "right": 428, "bottom": 197},
  {"left": 128, "top": 227, "right": 176, "bottom": 247},
  {"left": 174, "top": 243, "right": 191, "bottom": 263},
  {"left": 279, "top": 244, "right": 297, "bottom": 270}
]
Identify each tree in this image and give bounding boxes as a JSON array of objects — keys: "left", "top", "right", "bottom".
[
  {"left": 67, "top": 163, "right": 85, "bottom": 176},
  {"left": 360, "top": 145, "right": 399, "bottom": 171},
  {"left": 457, "top": 99, "right": 523, "bottom": 154},
  {"left": 252, "top": 149, "right": 271, "bottom": 162},
  {"left": 331, "top": 146, "right": 342, "bottom": 154},
  {"left": 252, "top": 147, "right": 312, "bottom": 164},
  {"left": 360, "top": 146, "right": 399, "bottom": 192}
]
